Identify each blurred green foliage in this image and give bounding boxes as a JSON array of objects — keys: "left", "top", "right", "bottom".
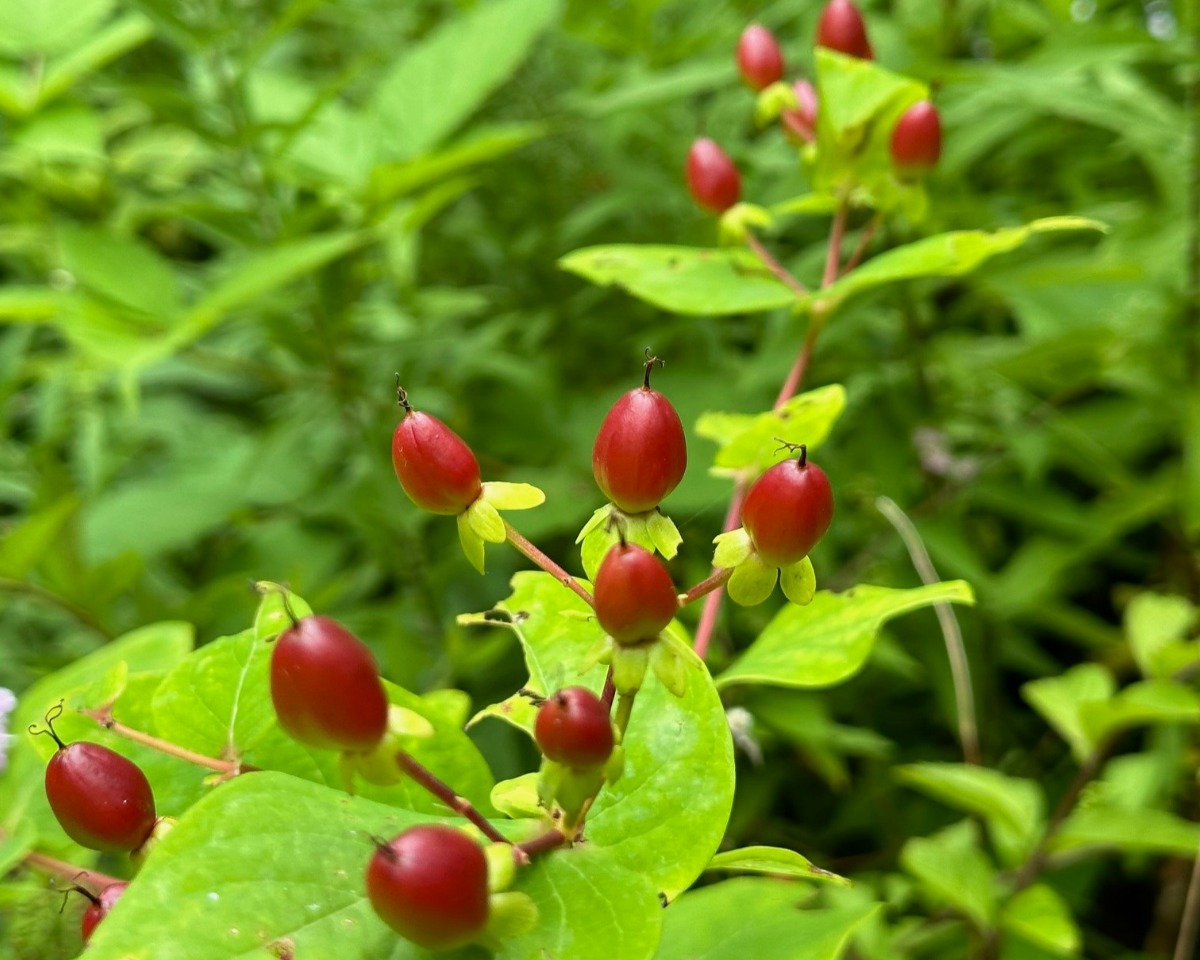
[{"left": 0, "top": 0, "right": 1196, "bottom": 957}]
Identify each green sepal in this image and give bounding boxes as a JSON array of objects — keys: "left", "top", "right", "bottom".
[
  {"left": 604, "top": 743, "right": 625, "bottom": 783},
  {"left": 575, "top": 503, "right": 614, "bottom": 544},
  {"left": 578, "top": 505, "right": 656, "bottom": 581},
  {"left": 252, "top": 582, "right": 313, "bottom": 641},
  {"left": 336, "top": 752, "right": 358, "bottom": 794},
  {"left": 719, "top": 203, "right": 774, "bottom": 247},
  {"left": 467, "top": 497, "right": 507, "bottom": 543},
  {"left": 555, "top": 766, "right": 605, "bottom": 829},
  {"left": 727, "top": 553, "right": 778, "bottom": 606},
  {"left": 482, "top": 891, "right": 539, "bottom": 946},
  {"left": 582, "top": 634, "right": 614, "bottom": 672},
  {"left": 780, "top": 556, "right": 816, "bottom": 606},
  {"left": 646, "top": 510, "right": 683, "bottom": 559},
  {"left": 713, "top": 527, "right": 754, "bottom": 569},
  {"left": 349, "top": 706, "right": 435, "bottom": 786},
  {"left": 537, "top": 759, "right": 565, "bottom": 809},
  {"left": 650, "top": 637, "right": 688, "bottom": 698},
  {"left": 491, "top": 772, "right": 544, "bottom": 820},
  {"left": 485, "top": 841, "right": 518, "bottom": 894},
  {"left": 457, "top": 511, "right": 487, "bottom": 574},
  {"left": 481, "top": 481, "right": 545, "bottom": 511},
  {"left": 754, "top": 80, "right": 798, "bottom": 127},
  {"left": 611, "top": 643, "right": 649, "bottom": 694},
  {"left": 131, "top": 816, "right": 176, "bottom": 866}
]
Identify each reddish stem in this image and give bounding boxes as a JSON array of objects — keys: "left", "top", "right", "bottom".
[
  {"left": 693, "top": 488, "right": 746, "bottom": 659},
  {"left": 394, "top": 751, "right": 508, "bottom": 844},
  {"left": 840, "top": 215, "right": 880, "bottom": 276},
  {"left": 600, "top": 668, "right": 616, "bottom": 710},
  {"left": 516, "top": 828, "right": 568, "bottom": 860},
  {"left": 745, "top": 232, "right": 809, "bottom": 298},
  {"left": 503, "top": 521, "right": 595, "bottom": 609},
  {"left": 24, "top": 850, "right": 124, "bottom": 892},
  {"left": 80, "top": 707, "right": 249, "bottom": 776},
  {"left": 680, "top": 568, "right": 734, "bottom": 607},
  {"left": 821, "top": 198, "right": 848, "bottom": 288}
]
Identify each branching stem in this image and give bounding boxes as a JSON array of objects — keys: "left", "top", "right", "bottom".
[
  {"left": 79, "top": 706, "right": 249, "bottom": 776},
  {"left": 504, "top": 521, "right": 594, "bottom": 609}
]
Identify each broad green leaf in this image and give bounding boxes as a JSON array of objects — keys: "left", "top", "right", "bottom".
[
  {"left": 894, "top": 763, "right": 1044, "bottom": 867},
  {"left": 1021, "top": 664, "right": 1115, "bottom": 763},
  {"left": 696, "top": 385, "right": 846, "bottom": 476},
  {"left": 901, "top": 821, "right": 997, "bottom": 927},
  {"left": 58, "top": 224, "right": 179, "bottom": 320},
  {"left": 36, "top": 13, "right": 154, "bottom": 111},
  {"left": 654, "top": 878, "right": 877, "bottom": 960},
  {"left": 717, "top": 582, "right": 975, "bottom": 690},
  {"left": 706, "top": 846, "right": 849, "bottom": 885},
  {"left": 0, "top": 286, "right": 61, "bottom": 321},
  {"left": 1126, "top": 593, "right": 1198, "bottom": 678},
  {"left": 83, "top": 772, "right": 663, "bottom": 960},
  {"left": 475, "top": 573, "right": 735, "bottom": 898},
  {"left": 559, "top": 245, "right": 795, "bottom": 316},
  {"left": 1079, "top": 679, "right": 1200, "bottom": 743},
  {"left": 0, "top": 0, "right": 114, "bottom": 57},
  {"left": 1002, "top": 885, "right": 1081, "bottom": 956},
  {"left": 1051, "top": 805, "right": 1200, "bottom": 857},
  {"left": 802, "top": 218, "right": 1106, "bottom": 316},
  {"left": 372, "top": 0, "right": 561, "bottom": 162},
  {"left": 0, "top": 495, "right": 77, "bottom": 578}
]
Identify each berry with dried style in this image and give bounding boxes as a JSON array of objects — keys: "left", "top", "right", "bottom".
[
  {"left": 391, "top": 386, "right": 482, "bottom": 515},
  {"left": 592, "top": 357, "right": 687, "bottom": 514},
  {"left": 890, "top": 100, "right": 942, "bottom": 176},
  {"left": 80, "top": 882, "right": 129, "bottom": 944},
  {"left": 781, "top": 79, "right": 819, "bottom": 142},
  {"left": 816, "top": 0, "right": 873, "bottom": 60},
  {"left": 594, "top": 542, "right": 678, "bottom": 645},
  {"left": 741, "top": 445, "right": 834, "bottom": 567},
  {"left": 366, "top": 825, "right": 490, "bottom": 950},
  {"left": 737, "top": 24, "right": 784, "bottom": 91},
  {"left": 270, "top": 615, "right": 389, "bottom": 751},
  {"left": 32, "top": 706, "right": 157, "bottom": 853},
  {"left": 535, "top": 687, "right": 614, "bottom": 769},
  {"left": 685, "top": 138, "right": 741, "bottom": 214}
]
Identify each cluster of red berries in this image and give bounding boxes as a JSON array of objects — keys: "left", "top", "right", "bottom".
[{"left": 688, "top": 0, "right": 942, "bottom": 213}]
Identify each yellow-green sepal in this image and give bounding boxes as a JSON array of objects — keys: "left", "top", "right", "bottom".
[{"left": 780, "top": 555, "right": 816, "bottom": 605}]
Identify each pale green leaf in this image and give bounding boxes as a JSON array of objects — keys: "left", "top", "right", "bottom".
[
  {"left": 1021, "top": 663, "right": 1115, "bottom": 763},
  {"left": 706, "top": 846, "right": 849, "bottom": 886},
  {"left": 1126, "top": 593, "right": 1198, "bottom": 678},
  {"left": 1002, "top": 885, "right": 1081, "bottom": 956},
  {"left": 901, "top": 821, "right": 997, "bottom": 927},
  {"left": 1051, "top": 805, "right": 1200, "bottom": 857},
  {"left": 718, "top": 582, "right": 974, "bottom": 690},
  {"left": 0, "top": 0, "right": 114, "bottom": 57}
]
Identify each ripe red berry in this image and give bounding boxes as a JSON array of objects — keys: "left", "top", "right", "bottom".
[
  {"left": 741, "top": 446, "right": 834, "bottom": 567},
  {"left": 890, "top": 100, "right": 942, "bottom": 176},
  {"left": 594, "top": 542, "right": 678, "bottom": 645},
  {"left": 366, "top": 825, "right": 490, "bottom": 950},
  {"left": 270, "top": 615, "right": 389, "bottom": 752},
  {"left": 685, "top": 138, "right": 741, "bottom": 214},
  {"left": 736, "top": 24, "right": 785, "bottom": 91},
  {"left": 80, "top": 882, "right": 129, "bottom": 944},
  {"left": 535, "top": 687, "right": 614, "bottom": 769},
  {"left": 32, "top": 707, "right": 157, "bottom": 853},
  {"left": 391, "top": 387, "right": 482, "bottom": 515},
  {"left": 592, "top": 358, "right": 687, "bottom": 514},
  {"left": 781, "top": 79, "right": 819, "bottom": 143},
  {"left": 816, "top": 0, "right": 873, "bottom": 60}
]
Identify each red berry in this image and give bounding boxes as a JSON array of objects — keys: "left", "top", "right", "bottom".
[
  {"left": 594, "top": 542, "right": 678, "bottom": 645},
  {"left": 890, "top": 100, "right": 942, "bottom": 176},
  {"left": 741, "top": 446, "right": 834, "bottom": 567},
  {"left": 685, "top": 138, "right": 741, "bottom": 214},
  {"left": 366, "top": 825, "right": 490, "bottom": 950},
  {"left": 535, "top": 688, "right": 614, "bottom": 769},
  {"left": 34, "top": 705, "right": 157, "bottom": 853},
  {"left": 270, "top": 615, "right": 389, "bottom": 752},
  {"left": 391, "top": 388, "right": 482, "bottom": 515},
  {"left": 781, "top": 79, "right": 819, "bottom": 143},
  {"left": 737, "top": 24, "right": 785, "bottom": 91},
  {"left": 816, "top": 0, "right": 873, "bottom": 60},
  {"left": 81, "top": 882, "right": 129, "bottom": 944},
  {"left": 592, "top": 359, "right": 687, "bottom": 514}
]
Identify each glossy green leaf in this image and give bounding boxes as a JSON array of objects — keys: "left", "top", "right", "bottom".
[
  {"left": 803, "top": 218, "right": 1105, "bottom": 316},
  {"left": 1126, "top": 593, "right": 1198, "bottom": 678},
  {"left": 696, "top": 385, "right": 846, "bottom": 476},
  {"left": 1002, "top": 885, "right": 1081, "bottom": 956},
  {"left": 706, "top": 846, "right": 849, "bottom": 885},
  {"left": 372, "top": 0, "right": 561, "bottom": 162},
  {"left": 559, "top": 245, "right": 794, "bottom": 316},
  {"left": 1051, "top": 805, "right": 1200, "bottom": 857},
  {"left": 83, "top": 771, "right": 663, "bottom": 960},
  {"left": 654, "top": 878, "right": 877, "bottom": 960},
  {"left": 900, "top": 821, "right": 996, "bottom": 927},
  {"left": 717, "top": 582, "right": 975, "bottom": 690},
  {"left": 894, "top": 763, "right": 1044, "bottom": 867},
  {"left": 475, "top": 573, "right": 735, "bottom": 898}
]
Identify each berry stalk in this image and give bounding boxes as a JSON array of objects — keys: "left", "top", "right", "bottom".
[
  {"left": 393, "top": 751, "right": 508, "bottom": 844},
  {"left": 744, "top": 232, "right": 809, "bottom": 298},
  {"left": 679, "top": 568, "right": 733, "bottom": 607},
  {"left": 80, "top": 706, "right": 248, "bottom": 776},
  {"left": 503, "top": 521, "right": 595, "bottom": 608}
]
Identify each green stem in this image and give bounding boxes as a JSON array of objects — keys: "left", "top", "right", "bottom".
[
  {"left": 504, "top": 521, "right": 594, "bottom": 608},
  {"left": 80, "top": 707, "right": 248, "bottom": 776},
  {"left": 614, "top": 692, "right": 637, "bottom": 740}
]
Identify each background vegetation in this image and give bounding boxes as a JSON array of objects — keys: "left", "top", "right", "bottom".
[{"left": 0, "top": 0, "right": 1196, "bottom": 957}]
